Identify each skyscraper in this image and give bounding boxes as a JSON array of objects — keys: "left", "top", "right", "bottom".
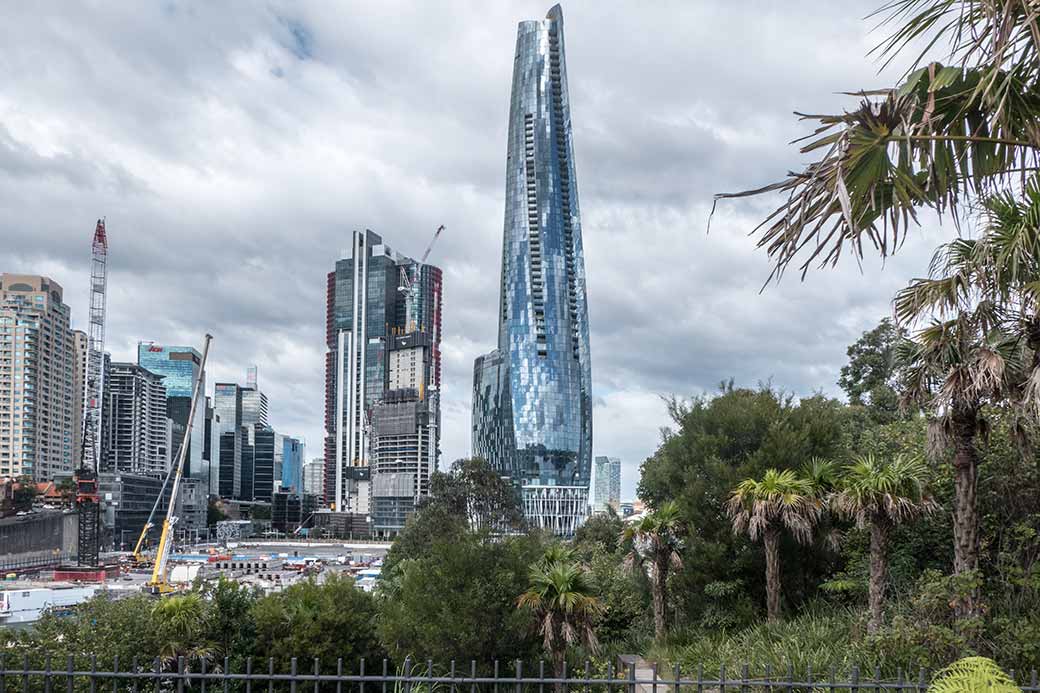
[
  {"left": 103, "top": 362, "right": 171, "bottom": 474},
  {"left": 592, "top": 456, "right": 621, "bottom": 513},
  {"left": 0, "top": 275, "right": 77, "bottom": 481},
  {"left": 472, "top": 5, "right": 592, "bottom": 536},
  {"left": 323, "top": 230, "right": 442, "bottom": 514},
  {"left": 137, "top": 343, "right": 205, "bottom": 477}
]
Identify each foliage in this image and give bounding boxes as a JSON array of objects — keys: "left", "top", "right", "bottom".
[
  {"left": 622, "top": 500, "right": 684, "bottom": 640},
  {"left": 839, "top": 319, "right": 907, "bottom": 422},
  {"left": 517, "top": 557, "right": 603, "bottom": 681},
  {"left": 13, "top": 476, "right": 38, "bottom": 512},
  {"left": 574, "top": 508, "right": 624, "bottom": 555},
  {"left": 639, "top": 385, "right": 849, "bottom": 625},
  {"left": 252, "top": 575, "right": 385, "bottom": 672},
  {"left": 378, "top": 530, "right": 543, "bottom": 668},
  {"left": 152, "top": 593, "right": 214, "bottom": 671},
  {"left": 207, "top": 498, "right": 228, "bottom": 527},
  {"left": 929, "top": 657, "right": 1019, "bottom": 693}
]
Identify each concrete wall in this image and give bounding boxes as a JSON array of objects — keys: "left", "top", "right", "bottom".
[{"left": 0, "top": 511, "right": 77, "bottom": 570}]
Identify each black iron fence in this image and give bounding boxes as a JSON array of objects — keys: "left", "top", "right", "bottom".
[{"left": 1, "top": 656, "right": 1039, "bottom": 693}]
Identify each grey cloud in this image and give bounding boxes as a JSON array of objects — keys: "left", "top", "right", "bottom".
[{"left": 0, "top": 0, "right": 945, "bottom": 498}]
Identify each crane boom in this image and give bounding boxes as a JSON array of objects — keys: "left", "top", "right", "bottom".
[
  {"left": 420, "top": 225, "right": 445, "bottom": 264},
  {"left": 148, "top": 334, "right": 212, "bottom": 594}
]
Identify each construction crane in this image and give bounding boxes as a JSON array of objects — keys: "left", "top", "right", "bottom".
[
  {"left": 77, "top": 219, "right": 108, "bottom": 568},
  {"left": 147, "top": 334, "right": 212, "bottom": 595},
  {"left": 129, "top": 462, "right": 176, "bottom": 566},
  {"left": 398, "top": 225, "right": 444, "bottom": 332}
]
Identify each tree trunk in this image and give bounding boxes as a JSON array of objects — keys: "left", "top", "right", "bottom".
[
  {"left": 867, "top": 516, "right": 890, "bottom": 634},
  {"left": 763, "top": 525, "right": 782, "bottom": 622},
  {"left": 951, "top": 411, "right": 980, "bottom": 618},
  {"left": 552, "top": 648, "right": 566, "bottom": 693},
  {"left": 651, "top": 552, "right": 668, "bottom": 641}
]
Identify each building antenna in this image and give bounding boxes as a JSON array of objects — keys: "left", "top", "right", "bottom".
[{"left": 76, "top": 218, "right": 108, "bottom": 568}]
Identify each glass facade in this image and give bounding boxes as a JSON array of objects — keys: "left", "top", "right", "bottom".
[
  {"left": 472, "top": 5, "right": 592, "bottom": 536},
  {"left": 281, "top": 436, "right": 303, "bottom": 493},
  {"left": 137, "top": 344, "right": 205, "bottom": 480},
  {"left": 592, "top": 456, "right": 621, "bottom": 513},
  {"left": 324, "top": 230, "right": 442, "bottom": 513}
]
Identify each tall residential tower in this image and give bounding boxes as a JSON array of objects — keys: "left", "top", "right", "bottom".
[{"left": 472, "top": 5, "right": 592, "bottom": 536}]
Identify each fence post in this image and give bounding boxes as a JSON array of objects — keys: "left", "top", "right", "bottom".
[
  {"left": 515, "top": 660, "right": 522, "bottom": 693},
  {"left": 494, "top": 661, "right": 500, "bottom": 693},
  {"left": 290, "top": 658, "right": 298, "bottom": 693},
  {"left": 719, "top": 663, "right": 726, "bottom": 693},
  {"left": 850, "top": 667, "right": 859, "bottom": 693},
  {"left": 314, "top": 659, "right": 321, "bottom": 693},
  {"left": 176, "top": 658, "right": 185, "bottom": 693},
  {"left": 19, "top": 654, "right": 27, "bottom": 693},
  {"left": 404, "top": 657, "right": 412, "bottom": 693},
  {"left": 740, "top": 664, "right": 748, "bottom": 693},
  {"left": 628, "top": 661, "right": 636, "bottom": 693},
  {"left": 44, "top": 655, "right": 52, "bottom": 693},
  {"left": 268, "top": 659, "right": 275, "bottom": 693},
  {"left": 91, "top": 655, "right": 98, "bottom": 693},
  {"left": 246, "top": 657, "right": 253, "bottom": 693},
  {"left": 916, "top": 668, "right": 925, "bottom": 693},
  {"left": 200, "top": 657, "right": 207, "bottom": 693},
  {"left": 539, "top": 660, "right": 545, "bottom": 693}
]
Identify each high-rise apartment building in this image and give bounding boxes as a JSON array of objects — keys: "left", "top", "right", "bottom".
[
  {"left": 323, "top": 229, "right": 442, "bottom": 514},
  {"left": 71, "top": 330, "right": 88, "bottom": 468},
  {"left": 302, "top": 457, "right": 324, "bottom": 496},
  {"left": 472, "top": 5, "right": 593, "bottom": 536},
  {"left": 102, "top": 363, "right": 171, "bottom": 475},
  {"left": 0, "top": 275, "right": 77, "bottom": 481},
  {"left": 137, "top": 344, "right": 205, "bottom": 477},
  {"left": 592, "top": 456, "right": 621, "bottom": 513}
]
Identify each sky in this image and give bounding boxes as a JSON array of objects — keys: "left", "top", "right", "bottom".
[{"left": 0, "top": 1, "right": 953, "bottom": 499}]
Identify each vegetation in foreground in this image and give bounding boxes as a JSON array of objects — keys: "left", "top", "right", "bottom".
[{"left": 8, "top": 0, "right": 1040, "bottom": 681}]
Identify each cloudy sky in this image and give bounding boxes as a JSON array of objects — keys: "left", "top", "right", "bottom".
[{"left": 2, "top": 1, "right": 951, "bottom": 499}]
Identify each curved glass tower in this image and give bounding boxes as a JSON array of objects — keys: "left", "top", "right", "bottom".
[{"left": 473, "top": 4, "right": 592, "bottom": 536}]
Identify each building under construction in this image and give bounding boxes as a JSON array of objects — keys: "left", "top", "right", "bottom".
[{"left": 322, "top": 229, "right": 443, "bottom": 522}]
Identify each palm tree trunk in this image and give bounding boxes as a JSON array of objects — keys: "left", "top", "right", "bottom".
[
  {"left": 867, "top": 516, "right": 890, "bottom": 634},
  {"left": 552, "top": 648, "right": 566, "bottom": 693},
  {"left": 763, "top": 525, "right": 782, "bottom": 622},
  {"left": 651, "top": 553, "right": 668, "bottom": 641},
  {"left": 951, "top": 411, "right": 980, "bottom": 618}
]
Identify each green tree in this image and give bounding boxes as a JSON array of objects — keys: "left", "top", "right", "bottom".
[
  {"left": 621, "top": 500, "right": 683, "bottom": 641},
  {"left": 378, "top": 531, "right": 542, "bottom": 667},
  {"left": 207, "top": 499, "right": 228, "bottom": 527},
  {"left": 199, "top": 577, "right": 259, "bottom": 664},
  {"left": 13, "top": 476, "right": 38, "bottom": 512},
  {"left": 726, "top": 469, "right": 822, "bottom": 621},
  {"left": 831, "top": 453, "right": 938, "bottom": 632},
  {"left": 252, "top": 575, "right": 384, "bottom": 672},
  {"left": 839, "top": 319, "right": 907, "bottom": 421},
  {"left": 152, "top": 594, "right": 214, "bottom": 672},
  {"left": 517, "top": 559, "right": 603, "bottom": 689},
  {"left": 639, "top": 385, "right": 849, "bottom": 625},
  {"left": 574, "top": 508, "right": 624, "bottom": 555}
]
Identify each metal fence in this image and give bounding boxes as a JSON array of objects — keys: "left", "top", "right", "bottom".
[{"left": 1, "top": 657, "right": 1039, "bottom": 693}]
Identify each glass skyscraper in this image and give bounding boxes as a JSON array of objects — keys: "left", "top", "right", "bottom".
[
  {"left": 137, "top": 343, "right": 205, "bottom": 480},
  {"left": 592, "top": 456, "right": 621, "bottom": 513},
  {"left": 472, "top": 5, "right": 592, "bottom": 536}
]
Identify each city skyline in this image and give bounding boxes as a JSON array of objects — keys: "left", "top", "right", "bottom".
[{"left": 1, "top": 1, "right": 941, "bottom": 499}]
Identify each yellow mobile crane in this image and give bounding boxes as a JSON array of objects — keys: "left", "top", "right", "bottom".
[
  {"left": 147, "top": 334, "right": 212, "bottom": 595},
  {"left": 129, "top": 462, "right": 175, "bottom": 566}
]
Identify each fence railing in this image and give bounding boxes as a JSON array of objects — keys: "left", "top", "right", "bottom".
[{"left": 1, "top": 656, "right": 1038, "bottom": 693}]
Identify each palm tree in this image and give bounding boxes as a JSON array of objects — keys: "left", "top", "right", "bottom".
[
  {"left": 620, "top": 500, "right": 683, "bottom": 641},
  {"left": 831, "top": 453, "right": 938, "bottom": 632},
  {"left": 891, "top": 191, "right": 1040, "bottom": 614},
  {"left": 517, "top": 559, "right": 603, "bottom": 691},
  {"left": 713, "top": 2, "right": 1040, "bottom": 283},
  {"left": 726, "top": 469, "right": 822, "bottom": 621},
  {"left": 151, "top": 594, "right": 215, "bottom": 672}
]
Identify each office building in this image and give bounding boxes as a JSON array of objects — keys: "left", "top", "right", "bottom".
[
  {"left": 323, "top": 229, "right": 442, "bottom": 513},
  {"left": 99, "top": 472, "right": 171, "bottom": 551},
  {"left": 214, "top": 383, "right": 243, "bottom": 499},
  {"left": 0, "top": 275, "right": 77, "bottom": 481},
  {"left": 272, "top": 490, "right": 319, "bottom": 534},
  {"left": 251, "top": 425, "right": 275, "bottom": 503},
  {"left": 472, "top": 6, "right": 593, "bottom": 536},
  {"left": 280, "top": 436, "right": 303, "bottom": 493},
  {"left": 592, "top": 456, "right": 621, "bottom": 513},
  {"left": 302, "top": 458, "right": 324, "bottom": 496},
  {"left": 103, "top": 362, "right": 171, "bottom": 474},
  {"left": 137, "top": 344, "right": 205, "bottom": 479}
]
